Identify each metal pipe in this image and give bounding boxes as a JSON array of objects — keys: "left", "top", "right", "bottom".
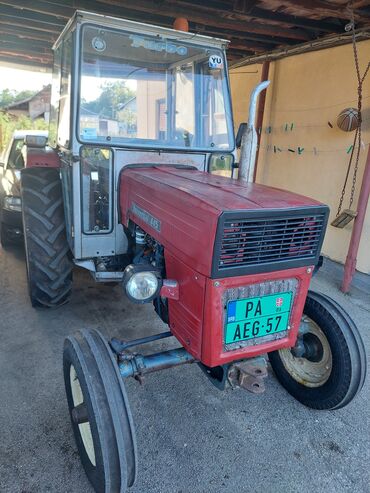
[
  {"left": 341, "top": 145, "right": 370, "bottom": 293},
  {"left": 248, "top": 80, "right": 270, "bottom": 128},
  {"left": 110, "top": 331, "right": 173, "bottom": 353},
  {"left": 238, "top": 80, "right": 270, "bottom": 183},
  {"left": 119, "top": 348, "right": 195, "bottom": 378},
  {"left": 253, "top": 61, "right": 270, "bottom": 182}
]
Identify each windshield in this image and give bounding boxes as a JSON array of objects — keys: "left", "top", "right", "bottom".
[{"left": 79, "top": 25, "right": 234, "bottom": 150}]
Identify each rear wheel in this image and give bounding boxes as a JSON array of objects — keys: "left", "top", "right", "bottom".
[
  {"left": 63, "top": 329, "right": 137, "bottom": 493},
  {"left": 269, "top": 291, "right": 366, "bottom": 410},
  {"left": 21, "top": 167, "right": 73, "bottom": 307}
]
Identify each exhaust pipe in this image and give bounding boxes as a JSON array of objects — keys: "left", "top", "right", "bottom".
[{"left": 238, "top": 80, "right": 270, "bottom": 183}]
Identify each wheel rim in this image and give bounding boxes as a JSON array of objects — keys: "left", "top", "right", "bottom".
[
  {"left": 70, "top": 365, "right": 96, "bottom": 466},
  {"left": 278, "top": 316, "right": 333, "bottom": 388}
]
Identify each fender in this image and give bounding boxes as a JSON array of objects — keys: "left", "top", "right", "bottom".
[{"left": 24, "top": 146, "right": 61, "bottom": 168}]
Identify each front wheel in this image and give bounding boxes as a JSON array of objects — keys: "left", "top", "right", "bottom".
[
  {"left": 269, "top": 291, "right": 366, "bottom": 410},
  {"left": 63, "top": 329, "right": 137, "bottom": 493}
]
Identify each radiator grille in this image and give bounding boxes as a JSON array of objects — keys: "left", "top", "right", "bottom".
[{"left": 213, "top": 208, "right": 328, "bottom": 277}]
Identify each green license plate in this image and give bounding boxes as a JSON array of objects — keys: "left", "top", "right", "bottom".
[{"left": 225, "top": 292, "right": 293, "bottom": 345}]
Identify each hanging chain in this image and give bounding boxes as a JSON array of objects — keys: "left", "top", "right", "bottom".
[
  {"left": 349, "top": 15, "right": 362, "bottom": 210},
  {"left": 336, "top": 9, "right": 370, "bottom": 216},
  {"left": 336, "top": 127, "right": 358, "bottom": 216}
]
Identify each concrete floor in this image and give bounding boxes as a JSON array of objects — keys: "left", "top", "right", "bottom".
[{"left": 0, "top": 243, "right": 369, "bottom": 493}]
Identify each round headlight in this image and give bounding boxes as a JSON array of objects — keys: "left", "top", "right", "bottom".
[{"left": 123, "top": 265, "right": 162, "bottom": 303}]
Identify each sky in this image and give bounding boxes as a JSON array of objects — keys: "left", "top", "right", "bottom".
[{"left": 0, "top": 67, "right": 51, "bottom": 92}]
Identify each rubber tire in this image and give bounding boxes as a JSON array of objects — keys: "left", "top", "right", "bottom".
[
  {"left": 21, "top": 167, "right": 73, "bottom": 308},
  {"left": 63, "top": 329, "right": 137, "bottom": 493},
  {"left": 269, "top": 290, "right": 367, "bottom": 410}
]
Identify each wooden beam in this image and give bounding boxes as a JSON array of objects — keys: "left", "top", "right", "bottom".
[
  {"left": 0, "top": 35, "right": 52, "bottom": 53},
  {"left": 342, "top": 145, "right": 370, "bottom": 292},
  {"left": 37, "top": 0, "right": 179, "bottom": 27},
  {"left": 4, "top": 0, "right": 347, "bottom": 60},
  {"left": 167, "top": 0, "right": 343, "bottom": 33},
  {"left": 67, "top": 0, "right": 313, "bottom": 44},
  {"left": 0, "top": 18, "right": 62, "bottom": 36},
  {"left": 95, "top": 0, "right": 313, "bottom": 40},
  {"left": 229, "top": 27, "right": 370, "bottom": 67},
  {"left": 0, "top": 55, "right": 52, "bottom": 68},
  {"left": 0, "top": 2, "right": 288, "bottom": 58},
  {"left": 262, "top": 0, "right": 370, "bottom": 21},
  {"left": 228, "top": 39, "right": 275, "bottom": 53},
  {"left": 0, "top": 5, "right": 65, "bottom": 28},
  {"left": 40, "top": 0, "right": 328, "bottom": 35},
  {"left": 2, "top": 0, "right": 364, "bottom": 70},
  {"left": 0, "top": 48, "right": 52, "bottom": 63},
  {"left": 77, "top": 0, "right": 294, "bottom": 48},
  {"left": 0, "top": 0, "right": 72, "bottom": 19},
  {"left": 189, "top": 27, "right": 274, "bottom": 52},
  {"left": 0, "top": 44, "right": 51, "bottom": 59},
  {"left": 192, "top": 24, "right": 294, "bottom": 46},
  {"left": 0, "top": 25, "right": 57, "bottom": 44},
  {"left": 351, "top": 0, "right": 370, "bottom": 7},
  {"left": 228, "top": 48, "right": 256, "bottom": 57}
]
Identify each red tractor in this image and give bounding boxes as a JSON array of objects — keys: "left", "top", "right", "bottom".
[{"left": 20, "top": 11, "right": 366, "bottom": 493}]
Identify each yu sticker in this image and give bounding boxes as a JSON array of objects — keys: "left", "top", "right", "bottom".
[{"left": 209, "top": 55, "right": 223, "bottom": 69}]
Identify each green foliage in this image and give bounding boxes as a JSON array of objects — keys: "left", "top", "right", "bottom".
[
  {"left": 81, "top": 81, "right": 135, "bottom": 119},
  {"left": 0, "top": 89, "right": 37, "bottom": 109},
  {"left": 0, "top": 112, "right": 48, "bottom": 152},
  {"left": 0, "top": 88, "right": 48, "bottom": 151}
]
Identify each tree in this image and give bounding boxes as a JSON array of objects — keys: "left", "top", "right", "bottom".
[
  {"left": 0, "top": 112, "right": 48, "bottom": 152},
  {"left": 0, "top": 89, "right": 37, "bottom": 108},
  {"left": 81, "top": 81, "right": 135, "bottom": 119}
]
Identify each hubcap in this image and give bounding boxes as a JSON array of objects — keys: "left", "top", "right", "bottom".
[
  {"left": 70, "top": 365, "right": 96, "bottom": 466},
  {"left": 278, "top": 316, "right": 332, "bottom": 388}
]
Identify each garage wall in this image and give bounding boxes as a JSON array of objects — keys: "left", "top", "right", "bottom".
[{"left": 229, "top": 40, "right": 370, "bottom": 274}]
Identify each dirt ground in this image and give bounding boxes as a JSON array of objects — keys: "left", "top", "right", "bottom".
[{"left": 0, "top": 243, "right": 369, "bottom": 493}]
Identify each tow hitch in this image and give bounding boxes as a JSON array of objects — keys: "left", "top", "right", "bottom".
[{"left": 228, "top": 357, "right": 268, "bottom": 394}]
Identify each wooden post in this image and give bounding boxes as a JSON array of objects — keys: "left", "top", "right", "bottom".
[
  {"left": 253, "top": 60, "right": 270, "bottom": 182},
  {"left": 341, "top": 145, "right": 370, "bottom": 292}
]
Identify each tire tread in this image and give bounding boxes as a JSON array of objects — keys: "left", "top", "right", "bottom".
[
  {"left": 63, "top": 329, "right": 137, "bottom": 493},
  {"left": 21, "top": 167, "right": 73, "bottom": 308}
]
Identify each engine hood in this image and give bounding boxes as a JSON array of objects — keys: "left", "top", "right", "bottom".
[
  {"left": 122, "top": 166, "right": 322, "bottom": 212},
  {"left": 119, "top": 166, "right": 328, "bottom": 277}
]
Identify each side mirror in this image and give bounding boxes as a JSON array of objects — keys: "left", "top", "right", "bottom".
[
  {"left": 0, "top": 162, "right": 4, "bottom": 168},
  {"left": 235, "top": 122, "right": 248, "bottom": 148},
  {"left": 209, "top": 153, "right": 234, "bottom": 178},
  {"left": 25, "top": 135, "right": 48, "bottom": 148}
]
